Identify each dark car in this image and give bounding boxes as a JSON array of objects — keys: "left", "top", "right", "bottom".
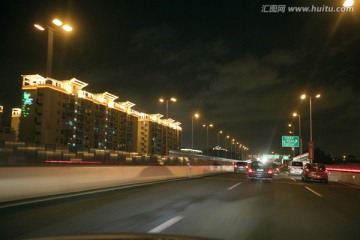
[
  {"left": 272, "top": 163, "right": 281, "bottom": 175},
  {"left": 247, "top": 161, "right": 274, "bottom": 182},
  {"left": 234, "top": 161, "right": 248, "bottom": 173},
  {"left": 301, "top": 163, "right": 328, "bottom": 183}
]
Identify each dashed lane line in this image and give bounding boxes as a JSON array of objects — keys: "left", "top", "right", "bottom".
[
  {"left": 228, "top": 182, "right": 242, "bottom": 190},
  {"left": 148, "top": 216, "right": 184, "bottom": 233},
  {"left": 304, "top": 186, "right": 323, "bottom": 197}
]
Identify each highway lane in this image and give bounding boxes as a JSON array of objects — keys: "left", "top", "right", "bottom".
[{"left": 1, "top": 173, "right": 360, "bottom": 240}]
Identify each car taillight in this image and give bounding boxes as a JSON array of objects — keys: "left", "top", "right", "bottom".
[
  {"left": 248, "top": 168, "right": 253, "bottom": 173},
  {"left": 268, "top": 169, "right": 273, "bottom": 174}
]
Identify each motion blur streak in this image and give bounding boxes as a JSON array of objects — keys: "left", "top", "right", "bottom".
[{"left": 326, "top": 166, "right": 360, "bottom": 173}]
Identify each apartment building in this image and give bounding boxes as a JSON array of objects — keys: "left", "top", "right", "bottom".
[{"left": 19, "top": 74, "right": 181, "bottom": 154}]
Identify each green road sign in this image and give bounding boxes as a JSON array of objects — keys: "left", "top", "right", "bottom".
[{"left": 282, "top": 136, "right": 299, "bottom": 147}]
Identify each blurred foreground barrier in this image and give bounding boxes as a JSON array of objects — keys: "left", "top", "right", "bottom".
[
  {"left": 0, "top": 165, "right": 232, "bottom": 202},
  {"left": 327, "top": 165, "right": 360, "bottom": 186}
]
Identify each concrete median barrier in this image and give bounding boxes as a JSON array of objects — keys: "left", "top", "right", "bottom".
[{"left": 0, "top": 165, "right": 232, "bottom": 202}]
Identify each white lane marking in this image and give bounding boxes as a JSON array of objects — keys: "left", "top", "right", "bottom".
[
  {"left": 304, "top": 186, "right": 323, "bottom": 197},
  {"left": 148, "top": 216, "right": 184, "bottom": 233},
  {"left": 228, "top": 182, "right": 242, "bottom": 190},
  {"left": 291, "top": 178, "right": 297, "bottom": 182}
]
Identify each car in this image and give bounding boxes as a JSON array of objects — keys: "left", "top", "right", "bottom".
[
  {"left": 272, "top": 163, "right": 281, "bottom": 175},
  {"left": 247, "top": 161, "right": 274, "bottom": 182},
  {"left": 234, "top": 161, "right": 248, "bottom": 173},
  {"left": 288, "top": 161, "right": 304, "bottom": 175},
  {"left": 301, "top": 163, "right": 328, "bottom": 183}
]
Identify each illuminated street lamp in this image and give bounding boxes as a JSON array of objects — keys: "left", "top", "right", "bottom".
[
  {"left": 159, "top": 98, "right": 177, "bottom": 118},
  {"left": 217, "top": 130, "right": 223, "bottom": 157},
  {"left": 34, "top": 19, "right": 73, "bottom": 77},
  {"left": 288, "top": 123, "right": 295, "bottom": 157},
  {"left": 239, "top": 143, "right": 243, "bottom": 160},
  {"left": 301, "top": 93, "right": 321, "bottom": 162},
  {"left": 159, "top": 97, "right": 177, "bottom": 156},
  {"left": 224, "top": 135, "right": 230, "bottom": 158},
  {"left": 231, "top": 139, "right": 235, "bottom": 159},
  {"left": 288, "top": 124, "right": 294, "bottom": 135},
  {"left": 244, "top": 146, "right": 249, "bottom": 159},
  {"left": 343, "top": 0, "right": 354, "bottom": 7},
  {"left": 203, "top": 124, "right": 214, "bottom": 156},
  {"left": 191, "top": 113, "right": 199, "bottom": 151},
  {"left": 293, "top": 112, "right": 302, "bottom": 157},
  {"left": 235, "top": 142, "right": 240, "bottom": 160}
]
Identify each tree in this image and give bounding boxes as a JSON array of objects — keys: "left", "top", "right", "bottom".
[{"left": 314, "top": 147, "right": 332, "bottom": 164}]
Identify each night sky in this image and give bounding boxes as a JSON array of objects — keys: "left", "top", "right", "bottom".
[{"left": 1, "top": 0, "right": 359, "bottom": 158}]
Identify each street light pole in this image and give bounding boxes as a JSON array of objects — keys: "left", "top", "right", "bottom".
[
  {"left": 159, "top": 97, "right": 177, "bottom": 156},
  {"left": 235, "top": 142, "right": 239, "bottom": 160},
  {"left": 34, "top": 19, "right": 73, "bottom": 78},
  {"left": 288, "top": 123, "right": 295, "bottom": 157},
  {"left": 301, "top": 94, "right": 320, "bottom": 163},
  {"left": 217, "top": 130, "right": 222, "bottom": 157},
  {"left": 47, "top": 27, "right": 54, "bottom": 77},
  {"left": 293, "top": 112, "right": 302, "bottom": 157},
  {"left": 191, "top": 113, "right": 199, "bottom": 151},
  {"left": 203, "top": 124, "right": 213, "bottom": 156},
  {"left": 224, "top": 135, "right": 229, "bottom": 158},
  {"left": 231, "top": 139, "right": 235, "bottom": 159}
]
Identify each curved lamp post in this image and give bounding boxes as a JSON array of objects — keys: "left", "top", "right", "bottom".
[{"left": 34, "top": 19, "right": 73, "bottom": 77}]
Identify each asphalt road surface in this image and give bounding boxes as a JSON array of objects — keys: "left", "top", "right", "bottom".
[{"left": 1, "top": 173, "right": 360, "bottom": 240}]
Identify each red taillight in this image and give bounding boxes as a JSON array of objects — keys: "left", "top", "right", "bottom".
[
  {"left": 248, "top": 168, "right": 253, "bottom": 173},
  {"left": 268, "top": 169, "right": 274, "bottom": 174}
]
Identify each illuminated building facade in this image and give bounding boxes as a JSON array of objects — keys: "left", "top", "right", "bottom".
[
  {"left": 11, "top": 108, "right": 21, "bottom": 141},
  {"left": 0, "top": 106, "right": 17, "bottom": 142},
  {"left": 19, "top": 74, "right": 182, "bottom": 154},
  {"left": 137, "top": 114, "right": 182, "bottom": 155}
]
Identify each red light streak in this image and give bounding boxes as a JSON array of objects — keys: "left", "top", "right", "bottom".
[
  {"left": 45, "top": 160, "right": 102, "bottom": 164},
  {"left": 326, "top": 166, "right": 360, "bottom": 174}
]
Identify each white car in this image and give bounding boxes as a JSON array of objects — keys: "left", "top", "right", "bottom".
[{"left": 288, "top": 161, "right": 303, "bottom": 175}]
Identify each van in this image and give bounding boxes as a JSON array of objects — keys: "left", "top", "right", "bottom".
[{"left": 288, "top": 161, "right": 303, "bottom": 175}]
